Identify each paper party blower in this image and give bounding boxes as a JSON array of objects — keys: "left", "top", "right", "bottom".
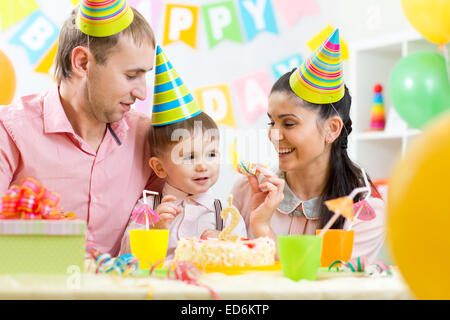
[
  {"left": 152, "top": 45, "right": 202, "bottom": 126},
  {"left": 290, "top": 28, "right": 344, "bottom": 104},
  {"left": 76, "top": 0, "right": 134, "bottom": 37},
  {"left": 370, "top": 84, "right": 385, "bottom": 131}
]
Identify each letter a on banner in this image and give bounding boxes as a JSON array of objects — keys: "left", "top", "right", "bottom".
[
  {"left": 202, "top": 0, "right": 244, "bottom": 49},
  {"left": 195, "top": 84, "right": 236, "bottom": 128},
  {"left": 233, "top": 71, "right": 272, "bottom": 124},
  {"left": 163, "top": 4, "right": 199, "bottom": 49},
  {"left": 237, "top": 0, "right": 279, "bottom": 41}
]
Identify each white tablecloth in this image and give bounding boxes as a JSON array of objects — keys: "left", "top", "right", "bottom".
[{"left": 0, "top": 267, "right": 413, "bottom": 300}]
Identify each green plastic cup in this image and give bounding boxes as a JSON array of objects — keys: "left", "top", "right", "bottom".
[{"left": 278, "top": 235, "right": 323, "bottom": 281}]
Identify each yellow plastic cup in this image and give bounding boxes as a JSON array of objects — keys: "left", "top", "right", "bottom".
[
  {"left": 130, "top": 229, "right": 169, "bottom": 269},
  {"left": 316, "top": 229, "right": 354, "bottom": 268}
]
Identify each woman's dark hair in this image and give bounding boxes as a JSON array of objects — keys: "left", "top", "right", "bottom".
[
  {"left": 149, "top": 112, "right": 219, "bottom": 158},
  {"left": 270, "top": 69, "right": 380, "bottom": 229}
]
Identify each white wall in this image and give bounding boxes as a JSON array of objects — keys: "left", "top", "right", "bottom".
[{"left": 0, "top": 0, "right": 415, "bottom": 203}]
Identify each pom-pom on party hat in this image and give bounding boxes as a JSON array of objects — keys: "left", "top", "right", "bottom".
[
  {"left": 152, "top": 45, "right": 202, "bottom": 126},
  {"left": 76, "top": 0, "right": 134, "bottom": 37},
  {"left": 290, "top": 28, "right": 344, "bottom": 104}
]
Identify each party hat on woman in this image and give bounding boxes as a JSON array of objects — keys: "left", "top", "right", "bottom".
[
  {"left": 290, "top": 28, "right": 344, "bottom": 104},
  {"left": 152, "top": 45, "right": 202, "bottom": 126},
  {"left": 76, "top": 0, "right": 134, "bottom": 37}
]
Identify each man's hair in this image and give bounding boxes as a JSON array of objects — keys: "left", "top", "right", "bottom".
[
  {"left": 149, "top": 112, "right": 219, "bottom": 158},
  {"left": 54, "top": 6, "right": 155, "bottom": 84}
]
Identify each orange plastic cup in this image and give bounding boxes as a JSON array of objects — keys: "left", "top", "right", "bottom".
[{"left": 315, "top": 229, "right": 354, "bottom": 267}]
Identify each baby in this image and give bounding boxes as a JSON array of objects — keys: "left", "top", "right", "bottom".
[{"left": 120, "top": 112, "right": 247, "bottom": 259}]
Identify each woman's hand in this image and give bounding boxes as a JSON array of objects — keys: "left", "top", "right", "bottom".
[
  {"left": 248, "top": 166, "right": 285, "bottom": 234},
  {"left": 152, "top": 195, "right": 181, "bottom": 229}
]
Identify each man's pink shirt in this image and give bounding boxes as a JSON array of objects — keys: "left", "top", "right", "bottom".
[{"left": 0, "top": 85, "right": 164, "bottom": 255}]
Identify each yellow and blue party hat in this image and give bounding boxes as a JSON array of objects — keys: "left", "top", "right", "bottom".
[
  {"left": 290, "top": 28, "right": 344, "bottom": 104},
  {"left": 152, "top": 45, "right": 202, "bottom": 126},
  {"left": 76, "top": 0, "right": 134, "bottom": 37}
]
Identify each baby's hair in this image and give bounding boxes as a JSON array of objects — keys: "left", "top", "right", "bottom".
[{"left": 149, "top": 112, "right": 219, "bottom": 158}]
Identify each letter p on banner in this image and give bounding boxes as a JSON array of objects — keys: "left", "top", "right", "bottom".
[{"left": 163, "top": 4, "right": 199, "bottom": 49}]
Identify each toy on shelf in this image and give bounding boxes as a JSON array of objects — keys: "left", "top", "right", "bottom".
[{"left": 369, "top": 83, "right": 386, "bottom": 131}]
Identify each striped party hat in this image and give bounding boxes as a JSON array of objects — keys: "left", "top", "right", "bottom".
[
  {"left": 76, "top": 0, "right": 134, "bottom": 37},
  {"left": 152, "top": 45, "right": 202, "bottom": 126},
  {"left": 290, "top": 28, "right": 344, "bottom": 104}
]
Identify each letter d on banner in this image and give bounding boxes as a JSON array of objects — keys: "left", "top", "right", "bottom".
[
  {"left": 195, "top": 84, "right": 236, "bottom": 128},
  {"left": 163, "top": 4, "right": 199, "bottom": 49}
]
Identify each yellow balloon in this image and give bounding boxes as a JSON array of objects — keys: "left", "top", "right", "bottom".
[
  {"left": 401, "top": 0, "right": 450, "bottom": 45},
  {"left": 388, "top": 111, "right": 450, "bottom": 299},
  {"left": 0, "top": 51, "right": 16, "bottom": 105}
]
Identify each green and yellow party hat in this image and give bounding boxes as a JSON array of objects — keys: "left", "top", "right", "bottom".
[{"left": 152, "top": 45, "right": 202, "bottom": 126}]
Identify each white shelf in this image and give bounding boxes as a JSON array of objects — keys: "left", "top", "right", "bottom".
[
  {"left": 352, "top": 129, "right": 421, "bottom": 141},
  {"left": 347, "top": 30, "right": 437, "bottom": 181}
]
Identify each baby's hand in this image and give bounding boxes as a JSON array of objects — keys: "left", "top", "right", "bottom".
[
  {"left": 152, "top": 195, "right": 181, "bottom": 229},
  {"left": 200, "top": 229, "right": 221, "bottom": 239}
]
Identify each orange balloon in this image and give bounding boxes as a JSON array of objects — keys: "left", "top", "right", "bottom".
[{"left": 0, "top": 51, "right": 16, "bottom": 105}]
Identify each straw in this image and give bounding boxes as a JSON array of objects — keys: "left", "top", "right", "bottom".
[
  {"left": 318, "top": 168, "right": 371, "bottom": 236},
  {"left": 142, "top": 190, "right": 159, "bottom": 231}
]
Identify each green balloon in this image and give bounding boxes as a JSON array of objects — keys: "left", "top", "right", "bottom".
[{"left": 388, "top": 51, "right": 450, "bottom": 129}]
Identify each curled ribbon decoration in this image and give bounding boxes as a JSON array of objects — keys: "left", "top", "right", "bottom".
[
  {"left": 85, "top": 246, "right": 140, "bottom": 277},
  {"left": 0, "top": 178, "right": 68, "bottom": 220},
  {"left": 328, "top": 256, "right": 392, "bottom": 276},
  {"left": 131, "top": 204, "right": 160, "bottom": 230},
  {"left": 167, "top": 260, "right": 221, "bottom": 300}
]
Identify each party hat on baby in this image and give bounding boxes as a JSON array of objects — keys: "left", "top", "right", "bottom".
[
  {"left": 290, "top": 28, "right": 344, "bottom": 104},
  {"left": 76, "top": 0, "right": 134, "bottom": 37},
  {"left": 152, "top": 45, "right": 202, "bottom": 126}
]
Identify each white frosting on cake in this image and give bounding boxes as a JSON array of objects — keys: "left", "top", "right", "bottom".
[{"left": 174, "top": 237, "right": 276, "bottom": 267}]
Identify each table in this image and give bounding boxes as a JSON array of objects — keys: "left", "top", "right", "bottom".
[{"left": 0, "top": 267, "right": 413, "bottom": 300}]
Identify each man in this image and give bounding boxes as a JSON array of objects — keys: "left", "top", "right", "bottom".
[{"left": 0, "top": 2, "right": 163, "bottom": 256}]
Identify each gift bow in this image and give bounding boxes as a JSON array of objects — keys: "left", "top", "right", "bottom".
[{"left": 0, "top": 178, "right": 66, "bottom": 220}]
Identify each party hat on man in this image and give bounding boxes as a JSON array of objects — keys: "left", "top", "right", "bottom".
[
  {"left": 290, "top": 28, "right": 344, "bottom": 104},
  {"left": 152, "top": 45, "right": 202, "bottom": 126},
  {"left": 76, "top": 0, "right": 134, "bottom": 37}
]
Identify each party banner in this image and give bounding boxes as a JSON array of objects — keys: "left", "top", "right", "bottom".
[
  {"left": 195, "top": 84, "right": 236, "bottom": 128},
  {"left": 0, "top": 0, "right": 38, "bottom": 31},
  {"left": 272, "top": 0, "right": 319, "bottom": 27},
  {"left": 9, "top": 10, "right": 59, "bottom": 65},
  {"left": 202, "top": 0, "right": 244, "bottom": 49},
  {"left": 307, "top": 24, "right": 349, "bottom": 60},
  {"left": 271, "top": 53, "right": 303, "bottom": 79},
  {"left": 34, "top": 41, "right": 58, "bottom": 76},
  {"left": 129, "top": 0, "right": 163, "bottom": 34},
  {"left": 163, "top": 4, "right": 199, "bottom": 49},
  {"left": 237, "top": 0, "right": 279, "bottom": 41},
  {"left": 233, "top": 70, "right": 272, "bottom": 123}
]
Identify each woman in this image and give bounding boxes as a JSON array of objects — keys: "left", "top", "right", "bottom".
[{"left": 232, "top": 29, "right": 385, "bottom": 263}]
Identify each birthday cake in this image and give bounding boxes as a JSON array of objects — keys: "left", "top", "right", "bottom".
[{"left": 174, "top": 236, "right": 276, "bottom": 267}]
